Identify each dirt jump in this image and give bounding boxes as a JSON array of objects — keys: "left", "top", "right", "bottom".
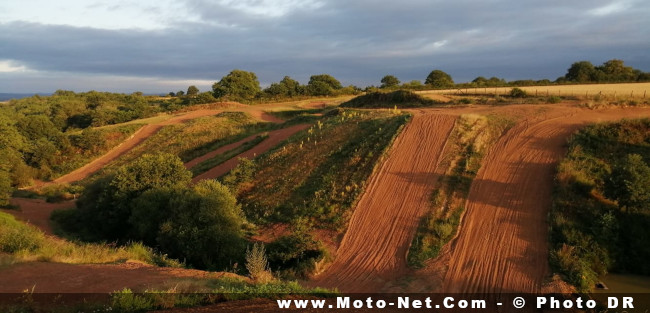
[{"left": 309, "top": 114, "right": 456, "bottom": 292}]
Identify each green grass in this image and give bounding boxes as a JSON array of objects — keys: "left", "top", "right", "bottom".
[
  {"left": 0, "top": 211, "right": 181, "bottom": 267},
  {"left": 550, "top": 118, "right": 650, "bottom": 291},
  {"left": 191, "top": 134, "right": 269, "bottom": 177},
  {"left": 407, "top": 114, "right": 514, "bottom": 268},
  {"left": 234, "top": 109, "right": 410, "bottom": 231}
]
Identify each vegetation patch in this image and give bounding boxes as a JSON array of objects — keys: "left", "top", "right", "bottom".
[
  {"left": 190, "top": 134, "right": 269, "bottom": 177},
  {"left": 550, "top": 118, "right": 650, "bottom": 291},
  {"left": 340, "top": 90, "right": 443, "bottom": 108},
  {"left": 407, "top": 114, "right": 514, "bottom": 268}
]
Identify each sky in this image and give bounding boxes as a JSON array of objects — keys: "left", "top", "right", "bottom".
[{"left": 1, "top": 0, "right": 649, "bottom": 93}]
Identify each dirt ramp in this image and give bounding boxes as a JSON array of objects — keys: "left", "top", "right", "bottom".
[{"left": 310, "top": 114, "right": 456, "bottom": 292}]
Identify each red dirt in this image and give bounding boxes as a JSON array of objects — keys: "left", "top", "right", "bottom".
[
  {"left": 0, "top": 261, "right": 242, "bottom": 293},
  {"left": 50, "top": 108, "right": 281, "bottom": 185},
  {"left": 309, "top": 114, "right": 456, "bottom": 292},
  {"left": 184, "top": 134, "right": 260, "bottom": 169},
  {"left": 441, "top": 106, "right": 650, "bottom": 294},
  {"left": 192, "top": 124, "right": 310, "bottom": 183},
  {"left": 1, "top": 198, "right": 75, "bottom": 235}
]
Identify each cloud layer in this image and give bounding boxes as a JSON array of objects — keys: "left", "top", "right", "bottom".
[{"left": 1, "top": 0, "right": 649, "bottom": 92}]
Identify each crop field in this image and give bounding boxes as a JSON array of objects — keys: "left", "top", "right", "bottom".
[{"left": 419, "top": 82, "right": 650, "bottom": 99}]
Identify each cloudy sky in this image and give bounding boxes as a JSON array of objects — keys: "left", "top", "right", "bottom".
[{"left": 1, "top": 0, "right": 649, "bottom": 93}]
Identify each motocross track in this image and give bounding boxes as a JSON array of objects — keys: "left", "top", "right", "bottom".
[
  {"left": 51, "top": 108, "right": 283, "bottom": 185},
  {"left": 309, "top": 114, "right": 456, "bottom": 292},
  {"left": 191, "top": 123, "right": 310, "bottom": 183},
  {"left": 441, "top": 105, "right": 650, "bottom": 294}
]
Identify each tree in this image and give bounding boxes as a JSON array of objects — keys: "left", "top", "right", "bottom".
[
  {"left": 472, "top": 76, "right": 488, "bottom": 86},
  {"left": 306, "top": 74, "right": 342, "bottom": 96},
  {"left": 596, "top": 59, "right": 636, "bottom": 82},
  {"left": 77, "top": 153, "right": 192, "bottom": 239},
  {"left": 425, "top": 70, "right": 454, "bottom": 88},
  {"left": 380, "top": 75, "right": 400, "bottom": 88},
  {"left": 279, "top": 76, "right": 302, "bottom": 97},
  {"left": 212, "top": 70, "right": 261, "bottom": 102},
  {"left": 186, "top": 85, "right": 199, "bottom": 96},
  {"left": 565, "top": 61, "right": 596, "bottom": 82},
  {"left": 606, "top": 154, "right": 650, "bottom": 214},
  {"left": 155, "top": 180, "right": 246, "bottom": 269},
  {"left": 176, "top": 90, "right": 185, "bottom": 97}
]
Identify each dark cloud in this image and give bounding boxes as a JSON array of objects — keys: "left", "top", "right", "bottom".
[{"left": 1, "top": 0, "right": 649, "bottom": 92}]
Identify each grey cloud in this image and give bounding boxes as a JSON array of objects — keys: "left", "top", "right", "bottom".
[{"left": 1, "top": 0, "right": 649, "bottom": 92}]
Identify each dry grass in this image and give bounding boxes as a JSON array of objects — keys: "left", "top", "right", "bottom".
[{"left": 418, "top": 82, "right": 650, "bottom": 99}]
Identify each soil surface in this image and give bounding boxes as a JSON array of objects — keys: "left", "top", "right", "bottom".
[
  {"left": 309, "top": 114, "right": 456, "bottom": 292},
  {"left": 191, "top": 124, "right": 310, "bottom": 182},
  {"left": 0, "top": 261, "right": 240, "bottom": 293},
  {"left": 1, "top": 198, "right": 75, "bottom": 235}
]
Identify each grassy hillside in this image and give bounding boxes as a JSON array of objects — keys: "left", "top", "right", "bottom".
[{"left": 551, "top": 118, "right": 650, "bottom": 291}]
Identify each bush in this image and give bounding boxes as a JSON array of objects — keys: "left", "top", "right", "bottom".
[
  {"left": 245, "top": 243, "right": 273, "bottom": 283},
  {"left": 509, "top": 87, "right": 527, "bottom": 98},
  {"left": 341, "top": 90, "right": 439, "bottom": 108}
]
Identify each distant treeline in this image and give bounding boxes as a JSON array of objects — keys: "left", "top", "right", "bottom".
[{"left": 177, "top": 59, "right": 650, "bottom": 103}]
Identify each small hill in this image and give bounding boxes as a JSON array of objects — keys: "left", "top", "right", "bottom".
[{"left": 341, "top": 90, "right": 442, "bottom": 108}]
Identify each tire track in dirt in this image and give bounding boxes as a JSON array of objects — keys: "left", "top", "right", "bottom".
[
  {"left": 442, "top": 106, "right": 650, "bottom": 294},
  {"left": 191, "top": 124, "right": 310, "bottom": 183},
  {"left": 310, "top": 114, "right": 456, "bottom": 293}
]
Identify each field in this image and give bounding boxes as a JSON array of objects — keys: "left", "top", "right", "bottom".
[
  {"left": 419, "top": 82, "right": 650, "bottom": 99},
  {"left": 2, "top": 84, "right": 650, "bottom": 311}
]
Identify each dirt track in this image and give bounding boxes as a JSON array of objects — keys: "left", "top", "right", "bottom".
[
  {"left": 0, "top": 261, "right": 240, "bottom": 293},
  {"left": 51, "top": 108, "right": 283, "bottom": 185},
  {"left": 309, "top": 114, "right": 456, "bottom": 292},
  {"left": 442, "top": 106, "right": 650, "bottom": 293},
  {"left": 1, "top": 198, "right": 75, "bottom": 235},
  {"left": 191, "top": 124, "right": 310, "bottom": 183}
]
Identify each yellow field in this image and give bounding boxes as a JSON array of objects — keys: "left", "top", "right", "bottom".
[{"left": 418, "top": 82, "right": 650, "bottom": 99}]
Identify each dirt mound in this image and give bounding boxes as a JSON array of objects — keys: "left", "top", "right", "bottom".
[
  {"left": 309, "top": 114, "right": 456, "bottom": 292},
  {"left": 0, "top": 261, "right": 242, "bottom": 293},
  {"left": 192, "top": 124, "right": 310, "bottom": 182}
]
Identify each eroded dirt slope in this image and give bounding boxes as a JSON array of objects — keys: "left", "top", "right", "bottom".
[{"left": 310, "top": 114, "right": 456, "bottom": 292}]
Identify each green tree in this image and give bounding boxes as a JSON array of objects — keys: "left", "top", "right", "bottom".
[
  {"left": 186, "top": 85, "right": 199, "bottom": 96},
  {"left": 77, "top": 153, "right": 192, "bottom": 239},
  {"left": 279, "top": 76, "right": 302, "bottom": 97},
  {"left": 212, "top": 70, "right": 261, "bottom": 102},
  {"left": 156, "top": 180, "right": 246, "bottom": 269},
  {"left": 606, "top": 154, "right": 650, "bottom": 214},
  {"left": 565, "top": 61, "right": 596, "bottom": 82},
  {"left": 380, "top": 75, "right": 400, "bottom": 88},
  {"left": 306, "top": 74, "right": 342, "bottom": 96},
  {"left": 596, "top": 59, "right": 636, "bottom": 82},
  {"left": 425, "top": 70, "right": 454, "bottom": 88}
]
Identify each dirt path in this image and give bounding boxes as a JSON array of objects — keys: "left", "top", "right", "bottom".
[
  {"left": 1, "top": 198, "right": 75, "bottom": 235},
  {"left": 184, "top": 134, "right": 260, "bottom": 169},
  {"left": 51, "top": 108, "right": 283, "bottom": 185},
  {"left": 309, "top": 114, "right": 456, "bottom": 292},
  {"left": 442, "top": 106, "right": 650, "bottom": 294},
  {"left": 192, "top": 124, "right": 310, "bottom": 183},
  {"left": 0, "top": 261, "right": 241, "bottom": 293}
]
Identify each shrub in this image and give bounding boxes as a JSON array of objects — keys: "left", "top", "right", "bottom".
[
  {"left": 509, "top": 87, "right": 527, "bottom": 98},
  {"left": 245, "top": 243, "right": 273, "bottom": 283}
]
